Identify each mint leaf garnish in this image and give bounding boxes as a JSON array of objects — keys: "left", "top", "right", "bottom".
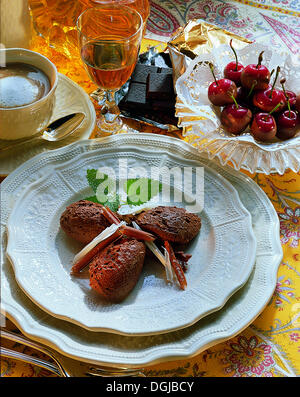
[
  {"left": 86, "top": 169, "right": 107, "bottom": 193},
  {"left": 105, "top": 195, "right": 120, "bottom": 213},
  {"left": 85, "top": 169, "right": 120, "bottom": 210},
  {"left": 84, "top": 169, "right": 161, "bottom": 209},
  {"left": 125, "top": 178, "right": 162, "bottom": 205}
]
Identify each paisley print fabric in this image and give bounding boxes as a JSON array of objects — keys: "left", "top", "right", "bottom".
[{"left": 147, "top": 0, "right": 300, "bottom": 55}]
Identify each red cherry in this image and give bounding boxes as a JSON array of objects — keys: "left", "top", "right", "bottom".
[
  {"left": 241, "top": 51, "right": 270, "bottom": 90},
  {"left": 253, "top": 88, "right": 286, "bottom": 113},
  {"left": 220, "top": 103, "right": 252, "bottom": 135},
  {"left": 276, "top": 110, "right": 300, "bottom": 140},
  {"left": 285, "top": 90, "right": 297, "bottom": 107},
  {"left": 295, "top": 95, "right": 300, "bottom": 112},
  {"left": 224, "top": 61, "right": 244, "bottom": 85},
  {"left": 236, "top": 86, "right": 250, "bottom": 106},
  {"left": 250, "top": 112, "right": 277, "bottom": 142},
  {"left": 208, "top": 64, "right": 237, "bottom": 106},
  {"left": 208, "top": 79, "right": 237, "bottom": 106},
  {"left": 236, "top": 80, "right": 258, "bottom": 108},
  {"left": 223, "top": 40, "right": 244, "bottom": 85},
  {"left": 253, "top": 67, "right": 286, "bottom": 112},
  {"left": 280, "top": 78, "right": 297, "bottom": 110}
]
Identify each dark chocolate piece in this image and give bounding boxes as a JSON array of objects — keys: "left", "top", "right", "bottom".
[
  {"left": 158, "top": 67, "right": 173, "bottom": 74},
  {"left": 119, "top": 62, "right": 178, "bottom": 126},
  {"left": 125, "top": 82, "right": 147, "bottom": 105},
  {"left": 131, "top": 64, "right": 158, "bottom": 84},
  {"left": 152, "top": 99, "right": 176, "bottom": 111},
  {"left": 146, "top": 73, "right": 174, "bottom": 100}
]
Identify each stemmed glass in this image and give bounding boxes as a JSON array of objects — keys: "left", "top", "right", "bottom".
[{"left": 77, "top": 5, "right": 143, "bottom": 134}]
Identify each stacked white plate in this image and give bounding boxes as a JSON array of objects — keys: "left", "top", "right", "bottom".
[{"left": 1, "top": 133, "right": 282, "bottom": 367}]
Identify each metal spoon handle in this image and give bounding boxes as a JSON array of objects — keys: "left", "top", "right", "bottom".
[
  {"left": 0, "top": 113, "right": 84, "bottom": 153},
  {"left": 1, "top": 346, "right": 62, "bottom": 376},
  {"left": 1, "top": 328, "right": 69, "bottom": 377},
  {"left": 86, "top": 367, "right": 146, "bottom": 377}
]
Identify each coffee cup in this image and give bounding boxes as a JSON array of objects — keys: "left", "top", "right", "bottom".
[{"left": 0, "top": 48, "right": 58, "bottom": 140}]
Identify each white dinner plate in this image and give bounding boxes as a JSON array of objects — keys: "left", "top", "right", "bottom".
[
  {"left": 1, "top": 134, "right": 282, "bottom": 367},
  {"left": 5, "top": 137, "right": 256, "bottom": 335}
]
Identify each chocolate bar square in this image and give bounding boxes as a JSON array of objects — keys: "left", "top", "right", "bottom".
[
  {"left": 146, "top": 73, "right": 174, "bottom": 100},
  {"left": 131, "top": 64, "right": 159, "bottom": 84},
  {"left": 152, "top": 99, "right": 176, "bottom": 111},
  {"left": 125, "top": 82, "right": 147, "bottom": 105},
  {"left": 158, "top": 67, "right": 173, "bottom": 74}
]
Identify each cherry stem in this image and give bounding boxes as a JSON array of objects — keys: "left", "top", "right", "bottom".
[
  {"left": 280, "top": 78, "right": 291, "bottom": 117},
  {"left": 229, "top": 39, "right": 239, "bottom": 71},
  {"left": 247, "top": 80, "right": 257, "bottom": 98},
  {"left": 269, "top": 101, "right": 282, "bottom": 115},
  {"left": 231, "top": 95, "right": 239, "bottom": 109},
  {"left": 269, "top": 66, "right": 280, "bottom": 99},
  {"left": 209, "top": 63, "right": 218, "bottom": 86},
  {"left": 256, "top": 51, "right": 264, "bottom": 68}
]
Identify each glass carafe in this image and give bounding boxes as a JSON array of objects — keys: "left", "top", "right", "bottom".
[
  {"left": 80, "top": 0, "right": 150, "bottom": 33},
  {"left": 29, "top": 0, "right": 150, "bottom": 96},
  {"left": 29, "top": 0, "right": 149, "bottom": 58}
]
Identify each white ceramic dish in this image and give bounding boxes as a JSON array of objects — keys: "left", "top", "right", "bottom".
[
  {"left": 1, "top": 134, "right": 282, "bottom": 367},
  {"left": 175, "top": 43, "right": 300, "bottom": 175},
  {"left": 0, "top": 73, "right": 96, "bottom": 175},
  {"left": 5, "top": 139, "right": 256, "bottom": 335}
]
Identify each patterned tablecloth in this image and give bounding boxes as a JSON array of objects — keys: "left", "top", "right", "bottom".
[{"left": 1, "top": 0, "right": 300, "bottom": 378}]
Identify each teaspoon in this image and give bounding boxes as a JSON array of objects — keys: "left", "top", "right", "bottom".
[{"left": 0, "top": 112, "right": 85, "bottom": 152}]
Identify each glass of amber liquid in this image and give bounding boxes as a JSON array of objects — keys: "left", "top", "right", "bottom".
[{"left": 77, "top": 5, "right": 143, "bottom": 134}]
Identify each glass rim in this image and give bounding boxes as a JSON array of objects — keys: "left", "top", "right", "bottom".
[{"left": 76, "top": 4, "right": 143, "bottom": 42}]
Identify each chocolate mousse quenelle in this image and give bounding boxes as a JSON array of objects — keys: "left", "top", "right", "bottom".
[{"left": 60, "top": 201, "right": 201, "bottom": 301}]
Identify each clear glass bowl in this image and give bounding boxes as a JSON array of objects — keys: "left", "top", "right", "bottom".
[{"left": 175, "top": 43, "right": 300, "bottom": 175}]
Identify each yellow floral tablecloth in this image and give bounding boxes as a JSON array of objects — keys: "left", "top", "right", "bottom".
[{"left": 1, "top": 0, "right": 300, "bottom": 378}]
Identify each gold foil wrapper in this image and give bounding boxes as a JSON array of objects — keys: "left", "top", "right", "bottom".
[{"left": 168, "top": 20, "right": 252, "bottom": 82}]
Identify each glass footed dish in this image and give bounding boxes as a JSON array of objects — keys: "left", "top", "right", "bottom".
[{"left": 175, "top": 43, "right": 300, "bottom": 175}]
